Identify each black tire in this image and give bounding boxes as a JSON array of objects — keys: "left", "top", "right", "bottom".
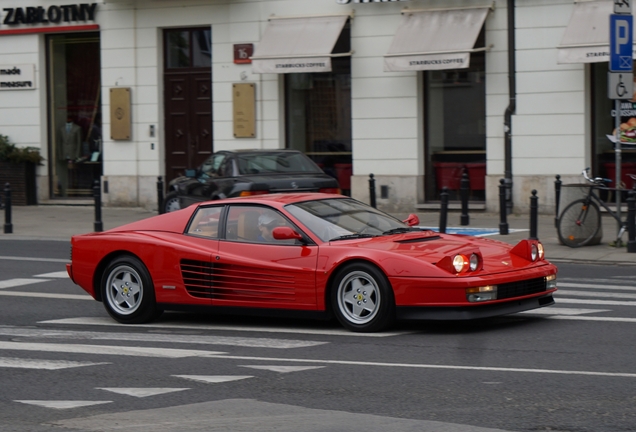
[
  {"left": 101, "top": 256, "right": 162, "bottom": 324},
  {"left": 557, "top": 199, "right": 601, "bottom": 248},
  {"left": 164, "top": 191, "right": 181, "bottom": 213},
  {"left": 330, "top": 262, "right": 395, "bottom": 332}
]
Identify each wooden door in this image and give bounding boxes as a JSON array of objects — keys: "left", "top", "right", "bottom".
[{"left": 163, "top": 28, "right": 212, "bottom": 183}]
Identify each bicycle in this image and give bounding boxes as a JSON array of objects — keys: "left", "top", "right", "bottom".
[{"left": 557, "top": 167, "right": 635, "bottom": 248}]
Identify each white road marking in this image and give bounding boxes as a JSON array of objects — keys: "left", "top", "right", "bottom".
[
  {"left": 40, "top": 316, "right": 411, "bottom": 337},
  {"left": 239, "top": 365, "right": 325, "bottom": 373},
  {"left": 173, "top": 375, "right": 253, "bottom": 384},
  {"left": 0, "top": 357, "right": 109, "bottom": 370},
  {"left": 547, "top": 316, "right": 636, "bottom": 323},
  {"left": 558, "top": 282, "right": 636, "bottom": 291},
  {"left": 96, "top": 388, "right": 189, "bottom": 398},
  {"left": 0, "top": 256, "right": 68, "bottom": 263},
  {"left": 205, "top": 354, "right": 636, "bottom": 378},
  {"left": 0, "top": 341, "right": 226, "bottom": 358},
  {"left": 556, "top": 298, "right": 636, "bottom": 306},
  {"left": 0, "top": 278, "right": 50, "bottom": 289},
  {"left": 0, "top": 327, "right": 327, "bottom": 349},
  {"left": 14, "top": 400, "right": 111, "bottom": 409},
  {"left": 558, "top": 290, "right": 636, "bottom": 300},
  {"left": 518, "top": 307, "right": 610, "bottom": 315},
  {"left": 0, "top": 291, "right": 91, "bottom": 300},
  {"left": 33, "top": 271, "right": 69, "bottom": 278}
]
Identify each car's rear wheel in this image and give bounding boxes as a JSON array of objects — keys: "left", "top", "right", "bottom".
[
  {"left": 331, "top": 262, "right": 395, "bottom": 332},
  {"left": 164, "top": 192, "right": 181, "bottom": 213},
  {"left": 101, "top": 256, "right": 162, "bottom": 324}
]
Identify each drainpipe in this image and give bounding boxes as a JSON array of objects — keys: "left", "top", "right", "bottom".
[{"left": 503, "top": 0, "right": 516, "bottom": 214}]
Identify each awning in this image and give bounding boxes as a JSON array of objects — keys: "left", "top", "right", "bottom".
[
  {"left": 557, "top": 0, "right": 636, "bottom": 64},
  {"left": 384, "top": 5, "right": 492, "bottom": 72},
  {"left": 251, "top": 15, "right": 350, "bottom": 74}
]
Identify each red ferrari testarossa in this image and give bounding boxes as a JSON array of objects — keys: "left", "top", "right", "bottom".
[{"left": 67, "top": 193, "right": 557, "bottom": 332}]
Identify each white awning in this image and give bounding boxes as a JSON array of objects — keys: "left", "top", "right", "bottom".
[
  {"left": 557, "top": 0, "right": 636, "bottom": 64},
  {"left": 251, "top": 15, "right": 350, "bottom": 74},
  {"left": 384, "top": 5, "right": 492, "bottom": 72}
]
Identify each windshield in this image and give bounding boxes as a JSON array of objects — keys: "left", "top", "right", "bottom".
[
  {"left": 236, "top": 152, "right": 322, "bottom": 175},
  {"left": 286, "top": 198, "right": 407, "bottom": 242}
]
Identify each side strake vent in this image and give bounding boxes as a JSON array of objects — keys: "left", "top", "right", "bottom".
[{"left": 180, "top": 259, "right": 296, "bottom": 302}]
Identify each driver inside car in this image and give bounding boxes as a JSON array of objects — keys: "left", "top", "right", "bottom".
[{"left": 257, "top": 213, "right": 281, "bottom": 242}]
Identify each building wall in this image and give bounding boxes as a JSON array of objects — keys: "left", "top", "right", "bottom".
[{"left": 0, "top": 0, "right": 589, "bottom": 214}]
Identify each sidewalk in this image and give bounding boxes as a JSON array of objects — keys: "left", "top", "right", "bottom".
[{"left": 1, "top": 204, "right": 635, "bottom": 265}]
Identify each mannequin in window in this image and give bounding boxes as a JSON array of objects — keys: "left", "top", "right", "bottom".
[{"left": 56, "top": 116, "right": 82, "bottom": 196}]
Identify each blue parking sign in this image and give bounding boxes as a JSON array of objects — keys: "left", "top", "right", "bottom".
[{"left": 610, "top": 14, "right": 633, "bottom": 72}]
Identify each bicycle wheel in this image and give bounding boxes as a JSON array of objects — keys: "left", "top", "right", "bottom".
[{"left": 557, "top": 199, "right": 601, "bottom": 248}]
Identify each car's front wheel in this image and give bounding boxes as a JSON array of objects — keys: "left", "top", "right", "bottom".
[
  {"left": 330, "top": 262, "right": 395, "bottom": 332},
  {"left": 164, "top": 191, "right": 181, "bottom": 213},
  {"left": 101, "top": 256, "right": 162, "bottom": 324}
]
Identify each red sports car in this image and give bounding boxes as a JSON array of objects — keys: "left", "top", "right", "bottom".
[{"left": 67, "top": 193, "right": 557, "bottom": 332}]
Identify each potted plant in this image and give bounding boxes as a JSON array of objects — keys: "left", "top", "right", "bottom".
[{"left": 0, "top": 134, "right": 44, "bottom": 205}]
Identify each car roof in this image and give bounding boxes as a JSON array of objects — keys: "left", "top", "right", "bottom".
[
  {"left": 199, "top": 192, "right": 347, "bottom": 207},
  {"left": 221, "top": 149, "right": 303, "bottom": 154}
]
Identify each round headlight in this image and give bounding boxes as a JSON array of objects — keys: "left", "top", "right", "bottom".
[
  {"left": 537, "top": 242, "right": 544, "bottom": 260},
  {"left": 469, "top": 253, "right": 479, "bottom": 271},
  {"left": 530, "top": 244, "right": 538, "bottom": 261},
  {"left": 453, "top": 254, "right": 468, "bottom": 273}
]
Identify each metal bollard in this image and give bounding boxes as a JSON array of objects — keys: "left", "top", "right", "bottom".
[
  {"left": 93, "top": 180, "right": 103, "bottom": 232},
  {"left": 4, "top": 183, "right": 12, "bottom": 234},
  {"left": 369, "top": 173, "right": 376, "bottom": 208},
  {"left": 627, "top": 190, "right": 636, "bottom": 253},
  {"left": 499, "top": 179, "right": 509, "bottom": 235},
  {"left": 554, "top": 175, "right": 561, "bottom": 228},
  {"left": 157, "top": 176, "right": 165, "bottom": 215},
  {"left": 460, "top": 171, "right": 469, "bottom": 226},
  {"left": 529, "top": 189, "right": 538, "bottom": 240},
  {"left": 439, "top": 187, "right": 448, "bottom": 234}
]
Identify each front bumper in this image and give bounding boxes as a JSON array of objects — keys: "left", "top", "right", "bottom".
[{"left": 396, "top": 294, "right": 555, "bottom": 321}]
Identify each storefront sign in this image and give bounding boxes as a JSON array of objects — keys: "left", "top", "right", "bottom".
[
  {"left": 233, "top": 83, "right": 255, "bottom": 138},
  {"left": 1, "top": 3, "right": 97, "bottom": 25},
  {"left": 0, "top": 64, "right": 35, "bottom": 90}
]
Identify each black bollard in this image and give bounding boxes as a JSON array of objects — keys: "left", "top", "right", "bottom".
[
  {"left": 628, "top": 190, "right": 636, "bottom": 253},
  {"left": 460, "top": 171, "right": 469, "bottom": 226},
  {"left": 529, "top": 189, "right": 538, "bottom": 240},
  {"left": 93, "top": 180, "right": 103, "bottom": 232},
  {"left": 369, "top": 173, "right": 376, "bottom": 208},
  {"left": 554, "top": 175, "right": 561, "bottom": 228},
  {"left": 4, "top": 183, "right": 12, "bottom": 234},
  {"left": 439, "top": 187, "right": 448, "bottom": 234},
  {"left": 499, "top": 179, "right": 509, "bottom": 235},
  {"left": 157, "top": 176, "right": 165, "bottom": 215}
]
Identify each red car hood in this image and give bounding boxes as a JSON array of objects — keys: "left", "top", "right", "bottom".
[{"left": 334, "top": 231, "right": 548, "bottom": 275}]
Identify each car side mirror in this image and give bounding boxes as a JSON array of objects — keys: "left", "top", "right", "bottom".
[
  {"left": 185, "top": 169, "right": 196, "bottom": 178},
  {"left": 272, "top": 226, "right": 303, "bottom": 241},
  {"left": 403, "top": 214, "right": 419, "bottom": 227}
]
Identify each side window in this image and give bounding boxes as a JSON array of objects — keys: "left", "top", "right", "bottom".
[
  {"left": 225, "top": 206, "right": 296, "bottom": 244},
  {"left": 201, "top": 154, "right": 226, "bottom": 177},
  {"left": 186, "top": 206, "right": 223, "bottom": 238}
]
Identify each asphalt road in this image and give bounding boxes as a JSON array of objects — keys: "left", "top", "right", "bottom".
[{"left": 0, "top": 240, "right": 634, "bottom": 432}]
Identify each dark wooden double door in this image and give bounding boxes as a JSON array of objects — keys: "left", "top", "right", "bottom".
[{"left": 164, "top": 72, "right": 212, "bottom": 183}]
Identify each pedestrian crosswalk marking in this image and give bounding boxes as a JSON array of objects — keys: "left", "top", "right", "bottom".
[
  {"left": 558, "top": 290, "right": 636, "bottom": 300},
  {"left": 173, "top": 375, "right": 253, "bottom": 384},
  {"left": 559, "top": 282, "right": 636, "bottom": 291},
  {"left": 519, "top": 308, "right": 610, "bottom": 316},
  {"left": 14, "top": 400, "right": 112, "bottom": 409},
  {"left": 97, "top": 388, "right": 189, "bottom": 397},
  {"left": 557, "top": 298, "right": 636, "bottom": 306},
  {"left": 0, "top": 326, "right": 327, "bottom": 349},
  {"left": 0, "top": 341, "right": 226, "bottom": 358},
  {"left": 239, "top": 365, "right": 325, "bottom": 373},
  {"left": 0, "top": 278, "right": 50, "bottom": 289},
  {"left": 33, "top": 271, "right": 69, "bottom": 278},
  {"left": 0, "top": 291, "right": 91, "bottom": 300},
  {"left": 0, "top": 357, "right": 109, "bottom": 370}
]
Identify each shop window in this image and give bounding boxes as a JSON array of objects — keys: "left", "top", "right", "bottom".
[
  {"left": 591, "top": 63, "right": 636, "bottom": 196},
  {"left": 284, "top": 24, "right": 352, "bottom": 195},
  {"left": 424, "top": 38, "right": 486, "bottom": 202},
  {"left": 47, "top": 33, "right": 102, "bottom": 198}
]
